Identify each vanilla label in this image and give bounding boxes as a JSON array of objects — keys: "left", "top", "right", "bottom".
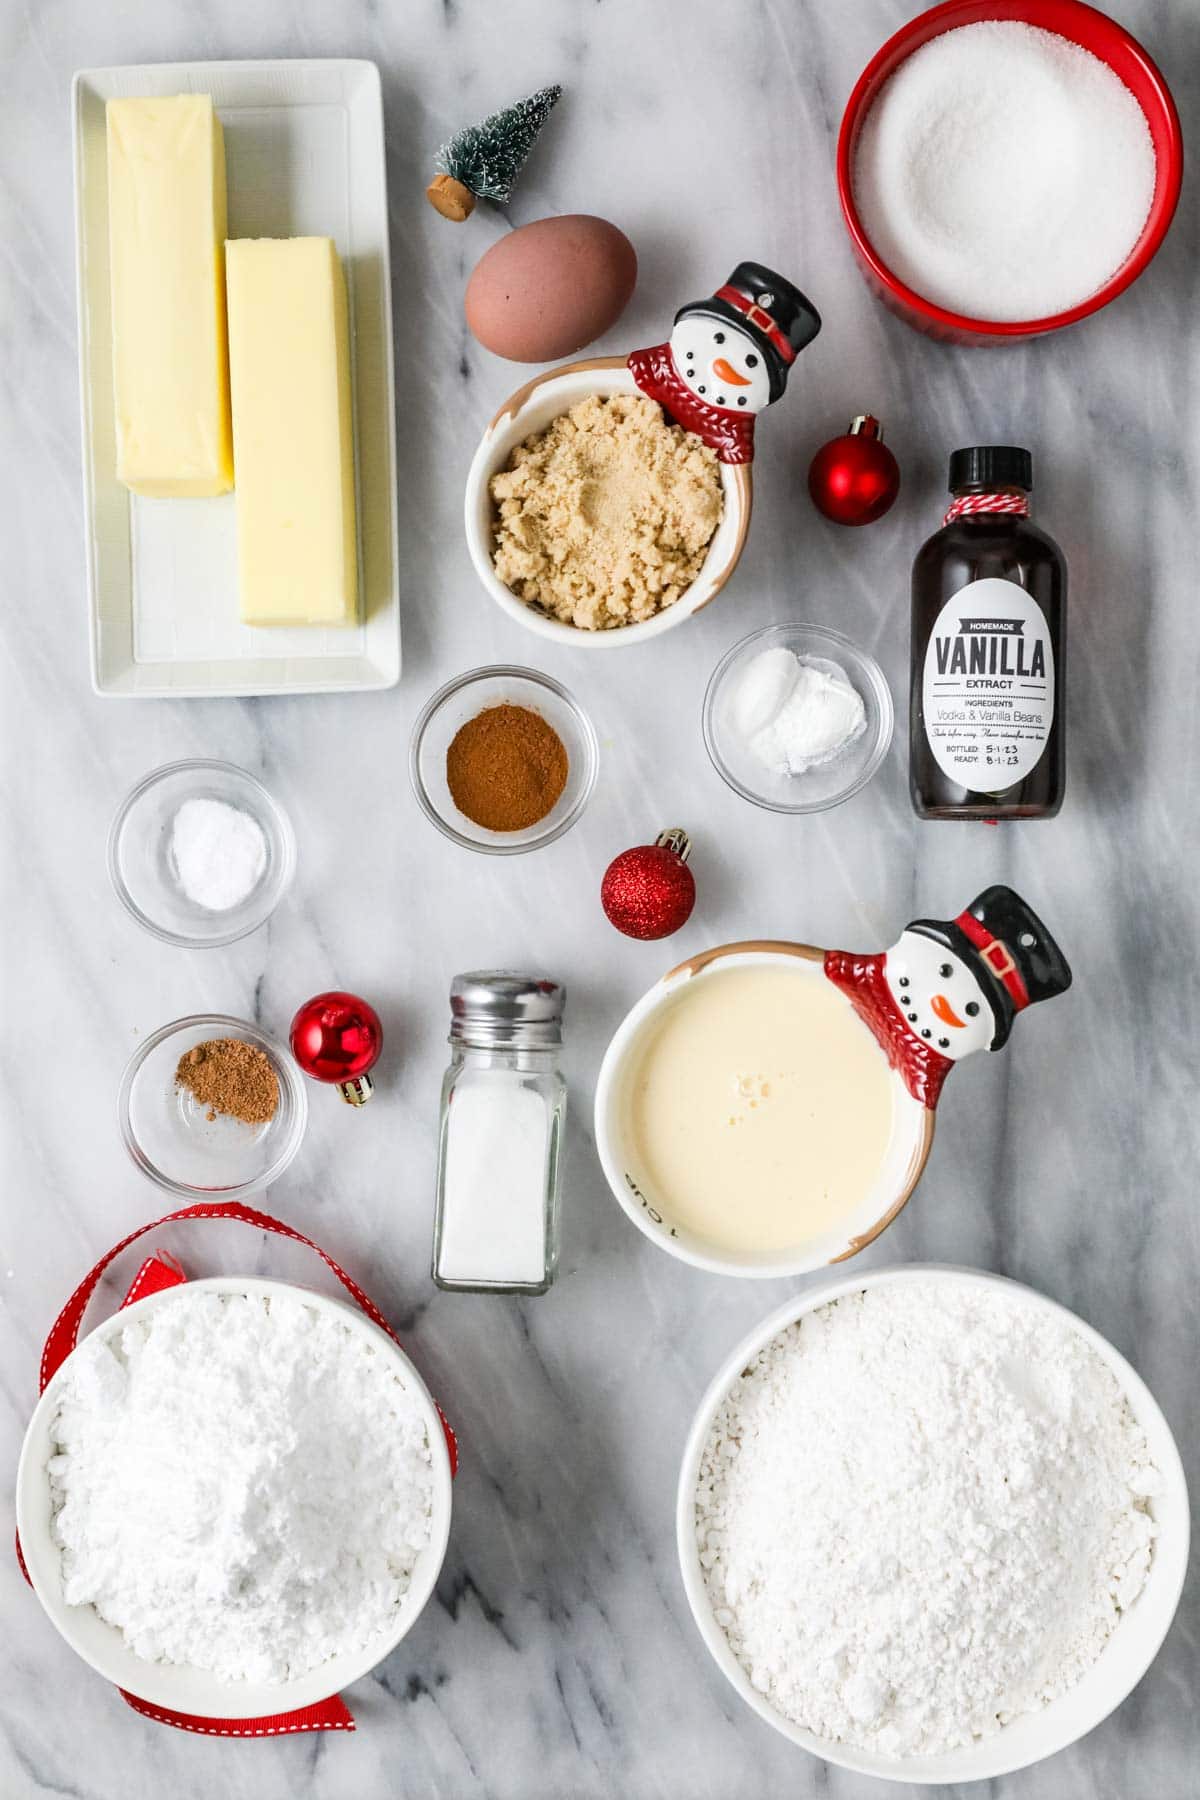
[{"left": 921, "top": 576, "right": 1054, "bottom": 790}]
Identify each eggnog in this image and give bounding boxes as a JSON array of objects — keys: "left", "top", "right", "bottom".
[{"left": 624, "top": 960, "right": 895, "bottom": 1256}]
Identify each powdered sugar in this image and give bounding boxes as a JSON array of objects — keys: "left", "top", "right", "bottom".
[
  {"left": 49, "top": 1289, "right": 434, "bottom": 1684},
  {"left": 853, "top": 22, "right": 1156, "bottom": 322},
  {"left": 694, "top": 1280, "right": 1160, "bottom": 1757}
]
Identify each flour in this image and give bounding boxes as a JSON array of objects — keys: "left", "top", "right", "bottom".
[
  {"left": 695, "top": 1280, "right": 1160, "bottom": 1756},
  {"left": 49, "top": 1289, "right": 434, "bottom": 1683}
]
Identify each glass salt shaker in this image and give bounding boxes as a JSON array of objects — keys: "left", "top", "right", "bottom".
[{"left": 433, "top": 972, "right": 566, "bottom": 1294}]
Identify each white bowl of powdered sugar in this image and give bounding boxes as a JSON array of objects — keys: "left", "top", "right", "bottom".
[
  {"left": 678, "top": 1265, "right": 1188, "bottom": 1783},
  {"left": 17, "top": 1279, "right": 454, "bottom": 1717}
]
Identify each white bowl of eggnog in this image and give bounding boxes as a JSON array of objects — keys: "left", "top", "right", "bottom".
[{"left": 594, "top": 941, "right": 934, "bottom": 1278}]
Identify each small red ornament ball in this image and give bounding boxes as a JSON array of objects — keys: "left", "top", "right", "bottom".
[
  {"left": 290, "top": 992, "right": 383, "bottom": 1083},
  {"left": 601, "top": 830, "right": 696, "bottom": 940},
  {"left": 808, "top": 414, "right": 900, "bottom": 526}
]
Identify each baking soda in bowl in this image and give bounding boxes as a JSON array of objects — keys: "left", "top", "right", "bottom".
[
  {"left": 853, "top": 21, "right": 1156, "bottom": 322},
  {"left": 49, "top": 1289, "right": 434, "bottom": 1683},
  {"left": 694, "top": 1280, "right": 1161, "bottom": 1757}
]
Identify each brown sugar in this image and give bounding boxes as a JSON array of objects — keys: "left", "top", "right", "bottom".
[
  {"left": 446, "top": 703, "right": 569, "bottom": 832},
  {"left": 175, "top": 1038, "right": 280, "bottom": 1125},
  {"left": 490, "top": 392, "right": 723, "bottom": 630}
]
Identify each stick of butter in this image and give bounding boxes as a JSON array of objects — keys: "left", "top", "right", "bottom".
[
  {"left": 225, "top": 237, "right": 359, "bottom": 628},
  {"left": 106, "top": 96, "right": 234, "bottom": 497}
]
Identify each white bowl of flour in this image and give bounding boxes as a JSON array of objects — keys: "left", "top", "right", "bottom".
[
  {"left": 677, "top": 1265, "right": 1188, "bottom": 1783},
  {"left": 17, "top": 1279, "right": 454, "bottom": 1717}
]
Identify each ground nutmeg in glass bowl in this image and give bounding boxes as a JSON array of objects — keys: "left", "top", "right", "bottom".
[
  {"left": 175, "top": 1038, "right": 280, "bottom": 1125},
  {"left": 446, "top": 703, "right": 569, "bottom": 832}
]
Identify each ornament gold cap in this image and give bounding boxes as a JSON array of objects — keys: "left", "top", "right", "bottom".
[
  {"left": 338, "top": 1073, "right": 374, "bottom": 1106},
  {"left": 655, "top": 828, "right": 691, "bottom": 862}
]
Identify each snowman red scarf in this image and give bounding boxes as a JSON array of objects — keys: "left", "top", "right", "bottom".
[
  {"left": 824, "top": 949, "right": 954, "bottom": 1111},
  {"left": 628, "top": 343, "right": 757, "bottom": 464}
]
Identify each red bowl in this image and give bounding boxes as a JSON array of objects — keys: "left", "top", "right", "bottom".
[{"left": 836, "top": 0, "right": 1183, "bottom": 342}]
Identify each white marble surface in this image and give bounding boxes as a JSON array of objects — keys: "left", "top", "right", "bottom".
[{"left": 1, "top": 2, "right": 1197, "bottom": 1796}]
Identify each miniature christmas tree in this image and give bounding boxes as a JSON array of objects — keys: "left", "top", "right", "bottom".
[{"left": 426, "top": 86, "right": 562, "bottom": 222}]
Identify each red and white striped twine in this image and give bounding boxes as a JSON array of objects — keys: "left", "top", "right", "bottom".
[{"left": 944, "top": 491, "right": 1030, "bottom": 525}]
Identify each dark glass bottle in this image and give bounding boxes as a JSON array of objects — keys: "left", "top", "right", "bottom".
[{"left": 910, "top": 447, "right": 1065, "bottom": 820}]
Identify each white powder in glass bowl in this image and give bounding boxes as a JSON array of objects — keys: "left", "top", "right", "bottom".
[
  {"left": 852, "top": 22, "right": 1156, "bottom": 322},
  {"left": 731, "top": 647, "right": 866, "bottom": 776},
  {"left": 49, "top": 1289, "right": 434, "bottom": 1684},
  {"left": 169, "top": 796, "right": 267, "bottom": 912},
  {"left": 694, "top": 1281, "right": 1160, "bottom": 1757}
]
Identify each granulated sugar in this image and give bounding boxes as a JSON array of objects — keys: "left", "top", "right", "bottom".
[
  {"left": 695, "top": 1280, "right": 1160, "bottom": 1756},
  {"left": 853, "top": 22, "right": 1156, "bottom": 322},
  {"left": 50, "top": 1289, "right": 434, "bottom": 1683}
]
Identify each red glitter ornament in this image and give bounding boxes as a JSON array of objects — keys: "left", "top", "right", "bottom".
[
  {"left": 808, "top": 414, "right": 900, "bottom": 526},
  {"left": 601, "top": 829, "right": 696, "bottom": 941},
  {"left": 290, "top": 992, "right": 383, "bottom": 1106}
]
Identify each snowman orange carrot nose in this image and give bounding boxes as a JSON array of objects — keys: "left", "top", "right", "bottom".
[
  {"left": 712, "top": 357, "right": 750, "bottom": 385},
  {"left": 931, "top": 994, "right": 966, "bottom": 1028}
]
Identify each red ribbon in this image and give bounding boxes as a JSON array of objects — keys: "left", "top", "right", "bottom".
[
  {"left": 21, "top": 1201, "right": 457, "bottom": 1738},
  {"left": 943, "top": 491, "right": 1030, "bottom": 525}
]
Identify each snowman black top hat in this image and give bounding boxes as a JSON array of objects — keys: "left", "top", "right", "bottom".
[
  {"left": 907, "top": 885, "right": 1072, "bottom": 1051},
  {"left": 673, "top": 262, "right": 822, "bottom": 403}
]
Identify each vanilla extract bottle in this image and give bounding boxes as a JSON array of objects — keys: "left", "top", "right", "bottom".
[{"left": 911, "top": 447, "right": 1065, "bottom": 820}]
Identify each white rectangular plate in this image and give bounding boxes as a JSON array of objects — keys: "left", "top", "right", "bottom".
[{"left": 73, "top": 60, "right": 400, "bottom": 697}]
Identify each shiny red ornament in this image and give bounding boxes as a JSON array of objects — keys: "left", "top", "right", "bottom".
[
  {"left": 290, "top": 991, "right": 383, "bottom": 1107},
  {"left": 808, "top": 414, "right": 900, "bottom": 526},
  {"left": 601, "top": 829, "right": 696, "bottom": 941}
]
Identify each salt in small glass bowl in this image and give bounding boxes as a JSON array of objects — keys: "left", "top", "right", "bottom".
[
  {"left": 409, "top": 665, "right": 599, "bottom": 855},
  {"left": 118, "top": 1014, "right": 307, "bottom": 1199},
  {"left": 703, "top": 622, "right": 893, "bottom": 814},
  {"left": 108, "top": 759, "right": 296, "bottom": 948}
]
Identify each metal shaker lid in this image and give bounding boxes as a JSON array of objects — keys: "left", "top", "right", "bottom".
[{"left": 449, "top": 971, "right": 565, "bottom": 1049}]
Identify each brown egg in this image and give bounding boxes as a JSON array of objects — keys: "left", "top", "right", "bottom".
[{"left": 465, "top": 215, "right": 637, "bottom": 363}]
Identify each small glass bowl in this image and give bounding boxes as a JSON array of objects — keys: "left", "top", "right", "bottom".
[
  {"left": 108, "top": 760, "right": 296, "bottom": 948},
  {"left": 119, "top": 1015, "right": 307, "bottom": 1199},
  {"left": 409, "top": 666, "right": 599, "bottom": 854},
  {"left": 703, "top": 623, "right": 894, "bottom": 814}
]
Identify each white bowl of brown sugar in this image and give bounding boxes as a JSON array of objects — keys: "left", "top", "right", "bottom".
[
  {"left": 464, "top": 362, "right": 751, "bottom": 648},
  {"left": 466, "top": 265, "right": 822, "bottom": 646}
]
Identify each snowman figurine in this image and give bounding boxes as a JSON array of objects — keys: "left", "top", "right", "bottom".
[
  {"left": 627, "top": 262, "right": 821, "bottom": 464},
  {"left": 823, "top": 885, "right": 1072, "bottom": 1110}
]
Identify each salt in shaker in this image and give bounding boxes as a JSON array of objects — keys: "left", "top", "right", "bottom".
[{"left": 433, "top": 972, "right": 566, "bottom": 1294}]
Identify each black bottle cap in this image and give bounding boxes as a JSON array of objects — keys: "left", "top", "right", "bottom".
[{"left": 948, "top": 446, "right": 1033, "bottom": 493}]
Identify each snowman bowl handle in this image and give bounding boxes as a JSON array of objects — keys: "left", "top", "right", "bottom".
[
  {"left": 628, "top": 260, "right": 821, "bottom": 465},
  {"left": 825, "top": 885, "right": 1073, "bottom": 1113}
]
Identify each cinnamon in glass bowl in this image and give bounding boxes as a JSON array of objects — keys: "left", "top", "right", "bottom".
[
  {"left": 446, "top": 703, "right": 568, "bottom": 832},
  {"left": 408, "top": 667, "right": 598, "bottom": 857}
]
